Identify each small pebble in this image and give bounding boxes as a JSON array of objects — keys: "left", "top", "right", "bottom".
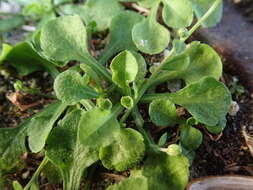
[
  {"left": 228, "top": 101, "right": 240, "bottom": 116},
  {"left": 22, "top": 170, "right": 30, "bottom": 179},
  {"left": 163, "top": 49, "right": 170, "bottom": 57}
]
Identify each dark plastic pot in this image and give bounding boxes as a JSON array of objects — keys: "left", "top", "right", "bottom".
[
  {"left": 187, "top": 176, "right": 253, "bottom": 190},
  {"left": 194, "top": 1, "right": 253, "bottom": 93}
]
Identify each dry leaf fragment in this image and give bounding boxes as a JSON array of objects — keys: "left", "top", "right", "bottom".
[
  {"left": 242, "top": 126, "right": 253, "bottom": 158},
  {"left": 6, "top": 91, "right": 43, "bottom": 111}
]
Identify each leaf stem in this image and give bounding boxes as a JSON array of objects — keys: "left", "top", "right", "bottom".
[
  {"left": 132, "top": 107, "right": 154, "bottom": 145},
  {"left": 181, "top": 0, "right": 222, "bottom": 42},
  {"left": 140, "top": 93, "right": 171, "bottom": 103},
  {"left": 24, "top": 157, "right": 48, "bottom": 190},
  {"left": 98, "top": 43, "right": 119, "bottom": 66},
  {"left": 80, "top": 55, "right": 112, "bottom": 83}
]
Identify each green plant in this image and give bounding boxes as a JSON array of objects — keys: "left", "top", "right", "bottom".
[{"left": 0, "top": 0, "right": 232, "bottom": 190}]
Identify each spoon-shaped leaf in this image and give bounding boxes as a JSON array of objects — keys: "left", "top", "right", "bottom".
[
  {"left": 181, "top": 42, "right": 222, "bottom": 84},
  {"left": 54, "top": 70, "right": 98, "bottom": 105},
  {"left": 79, "top": 106, "right": 122, "bottom": 147},
  {"left": 99, "top": 128, "right": 145, "bottom": 171},
  {"left": 149, "top": 99, "right": 179, "bottom": 127},
  {"left": 40, "top": 15, "right": 90, "bottom": 63},
  {"left": 99, "top": 11, "right": 144, "bottom": 65},
  {"left": 28, "top": 101, "right": 67, "bottom": 153},
  {"left": 60, "top": 0, "right": 123, "bottom": 32},
  {"left": 155, "top": 42, "right": 222, "bottom": 86},
  {"left": 132, "top": 16, "right": 170, "bottom": 54},
  {"left": 110, "top": 50, "right": 138, "bottom": 90},
  {"left": 40, "top": 15, "right": 111, "bottom": 81},
  {"left": 139, "top": 151, "right": 189, "bottom": 190},
  {"left": 162, "top": 0, "right": 193, "bottom": 28},
  {"left": 83, "top": 0, "right": 124, "bottom": 31},
  {"left": 180, "top": 125, "right": 203, "bottom": 151},
  {"left": 0, "top": 120, "right": 29, "bottom": 171},
  {"left": 46, "top": 109, "right": 99, "bottom": 190},
  {"left": 0, "top": 42, "right": 58, "bottom": 77},
  {"left": 168, "top": 77, "right": 232, "bottom": 126}
]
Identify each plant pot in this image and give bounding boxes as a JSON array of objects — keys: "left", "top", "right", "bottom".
[{"left": 187, "top": 176, "right": 253, "bottom": 190}]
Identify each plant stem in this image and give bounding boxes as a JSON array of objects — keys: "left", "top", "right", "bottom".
[
  {"left": 98, "top": 43, "right": 119, "bottom": 66},
  {"left": 80, "top": 55, "right": 112, "bottom": 83},
  {"left": 24, "top": 157, "right": 48, "bottom": 190},
  {"left": 132, "top": 107, "right": 154, "bottom": 145},
  {"left": 80, "top": 99, "right": 95, "bottom": 110},
  {"left": 140, "top": 93, "right": 171, "bottom": 103},
  {"left": 181, "top": 0, "right": 222, "bottom": 42}
]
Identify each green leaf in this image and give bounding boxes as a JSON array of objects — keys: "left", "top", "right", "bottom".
[
  {"left": 99, "top": 128, "right": 145, "bottom": 171},
  {"left": 149, "top": 99, "right": 179, "bottom": 127},
  {"left": 166, "top": 144, "right": 182, "bottom": 156},
  {"left": 137, "top": 0, "right": 158, "bottom": 8},
  {"left": 110, "top": 50, "right": 138, "bottom": 90},
  {"left": 162, "top": 0, "right": 193, "bottom": 28},
  {"left": 54, "top": 70, "right": 98, "bottom": 105},
  {"left": 132, "top": 11, "right": 170, "bottom": 54},
  {"left": 79, "top": 106, "right": 121, "bottom": 147},
  {"left": 139, "top": 151, "right": 189, "bottom": 190},
  {"left": 83, "top": 0, "right": 124, "bottom": 31},
  {"left": 99, "top": 11, "right": 144, "bottom": 64},
  {"left": 180, "top": 42, "right": 222, "bottom": 85},
  {"left": 43, "top": 161, "right": 62, "bottom": 184},
  {"left": 40, "top": 15, "right": 111, "bottom": 81},
  {"left": 106, "top": 177, "right": 148, "bottom": 190},
  {"left": 97, "top": 98, "right": 113, "bottom": 110},
  {"left": 12, "top": 181, "right": 23, "bottom": 190},
  {"left": 180, "top": 125, "right": 203, "bottom": 150},
  {"left": 121, "top": 96, "right": 134, "bottom": 109},
  {"left": 0, "top": 42, "right": 57, "bottom": 76},
  {"left": 189, "top": 0, "right": 223, "bottom": 27},
  {"left": 40, "top": 15, "right": 90, "bottom": 63},
  {"left": 168, "top": 77, "right": 232, "bottom": 126},
  {"left": 22, "top": 0, "right": 52, "bottom": 19},
  {"left": 0, "top": 120, "right": 29, "bottom": 170},
  {"left": 46, "top": 109, "right": 99, "bottom": 190},
  {"left": 172, "top": 39, "right": 186, "bottom": 54},
  {"left": 180, "top": 146, "right": 196, "bottom": 165},
  {"left": 162, "top": 53, "right": 190, "bottom": 72},
  {"left": 0, "top": 16, "right": 24, "bottom": 32},
  {"left": 131, "top": 51, "right": 147, "bottom": 87},
  {"left": 0, "top": 44, "right": 13, "bottom": 63},
  {"left": 158, "top": 132, "right": 168, "bottom": 147},
  {"left": 155, "top": 42, "right": 222, "bottom": 86},
  {"left": 59, "top": 4, "right": 87, "bottom": 22},
  {"left": 205, "top": 117, "right": 226, "bottom": 134},
  {"left": 28, "top": 101, "right": 67, "bottom": 153}
]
